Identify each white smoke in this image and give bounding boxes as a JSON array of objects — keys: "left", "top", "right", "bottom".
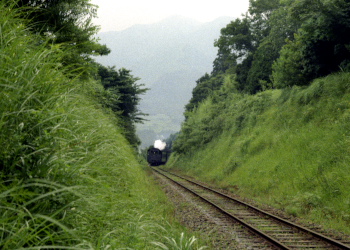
[{"left": 154, "top": 140, "right": 166, "bottom": 150}]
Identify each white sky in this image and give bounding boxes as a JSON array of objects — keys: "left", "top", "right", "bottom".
[{"left": 90, "top": 0, "right": 250, "bottom": 32}]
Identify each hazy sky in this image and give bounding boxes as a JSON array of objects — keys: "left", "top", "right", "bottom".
[{"left": 90, "top": 0, "right": 250, "bottom": 32}]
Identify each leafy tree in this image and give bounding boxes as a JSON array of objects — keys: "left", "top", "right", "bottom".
[
  {"left": 213, "top": 0, "right": 283, "bottom": 93},
  {"left": 246, "top": 1, "right": 300, "bottom": 91},
  {"left": 185, "top": 74, "right": 224, "bottom": 114},
  {"left": 97, "top": 65, "right": 148, "bottom": 147},
  {"left": 246, "top": 39, "right": 275, "bottom": 91},
  {"left": 272, "top": 35, "right": 306, "bottom": 87},
  {"left": 248, "top": 0, "right": 280, "bottom": 44},
  {"left": 15, "top": 0, "right": 110, "bottom": 76},
  {"left": 273, "top": 0, "right": 350, "bottom": 87},
  {"left": 235, "top": 54, "right": 254, "bottom": 92},
  {"left": 213, "top": 15, "right": 255, "bottom": 75},
  {"left": 174, "top": 94, "right": 228, "bottom": 155}
]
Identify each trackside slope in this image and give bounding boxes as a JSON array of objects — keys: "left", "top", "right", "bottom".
[
  {"left": 0, "top": 4, "right": 203, "bottom": 249},
  {"left": 168, "top": 72, "right": 350, "bottom": 234}
]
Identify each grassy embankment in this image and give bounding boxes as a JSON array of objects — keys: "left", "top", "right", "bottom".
[
  {"left": 168, "top": 72, "right": 350, "bottom": 234},
  {"left": 0, "top": 4, "right": 205, "bottom": 249}
]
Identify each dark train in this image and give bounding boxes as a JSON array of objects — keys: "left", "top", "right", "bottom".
[{"left": 147, "top": 147, "right": 170, "bottom": 166}]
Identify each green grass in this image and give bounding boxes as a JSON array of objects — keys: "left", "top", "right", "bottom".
[
  {"left": 168, "top": 72, "right": 350, "bottom": 234},
  {"left": 0, "top": 3, "right": 206, "bottom": 249}
]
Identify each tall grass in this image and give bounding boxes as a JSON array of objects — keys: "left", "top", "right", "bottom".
[
  {"left": 0, "top": 2, "right": 86, "bottom": 247},
  {"left": 168, "top": 72, "right": 350, "bottom": 234},
  {"left": 0, "top": 3, "right": 206, "bottom": 249}
]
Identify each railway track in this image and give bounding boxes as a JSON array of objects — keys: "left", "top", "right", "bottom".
[{"left": 153, "top": 167, "right": 350, "bottom": 249}]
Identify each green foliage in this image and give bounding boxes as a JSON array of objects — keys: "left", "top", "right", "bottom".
[
  {"left": 246, "top": 0, "right": 301, "bottom": 91},
  {"left": 213, "top": 0, "right": 284, "bottom": 93},
  {"left": 213, "top": 15, "right": 254, "bottom": 74},
  {"left": 0, "top": 3, "right": 202, "bottom": 249},
  {"left": 0, "top": 4, "right": 83, "bottom": 247},
  {"left": 211, "top": 0, "right": 350, "bottom": 93},
  {"left": 172, "top": 0, "right": 350, "bottom": 236},
  {"left": 190, "top": 0, "right": 292, "bottom": 112},
  {"left": 273, "top": 0, "right": 350, "bottom": 87},
  {"left": 235, "top": 53, "right": 254, "bottom": 92},
  {"left": 0, "top": 5, "right": 68, "bottom": 180},
  {"left": 272, "top": 35, "right": 306, "bottom": 87},
  {"left": 175, "top": 98, "right": 220, "bottom": 154},
  {"left": 169, "top": 72, "right": 350, "bottom": 233},
  {"left": 96, "top": 64, "right": 148, "bottom": 147},
  {"left": 184, "top": 73, "right": 224, "bottom": 114},
  {"left": 97, "top": 65, "right": 148, "bottom": 122},
  {"left": 152, "top": 232, "right": 207, "bottom": 250},
  {"left": 14, "top": 0, "right": 110, "bottom": 77},
  {"left": 0, "top": 180, "right": 81, "bottom": 248},
  {"left": 175, "top": 75, "right": 261, "bottom": 154},
  {"left": 246, "top": 38, "right": 275, "bottom": 91}
]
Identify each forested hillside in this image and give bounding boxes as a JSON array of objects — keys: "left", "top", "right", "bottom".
[
  {"left": 0, "top": 1, "right": 201, "bottom": 248},
  {"left": 169, "top": 0, "right": 350, "bottom": 234}
]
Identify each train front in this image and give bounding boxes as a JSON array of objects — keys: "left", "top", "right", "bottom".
[{"left": 147, "top": 147, "right": 163, "bottom": 166}]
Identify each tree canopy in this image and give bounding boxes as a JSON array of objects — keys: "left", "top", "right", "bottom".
[
  {"left": 14, "top": 0, "right": 110, "bottom": 76},
  {"left": 11, "top": 0, "right": 148, "bottom": 147},
  {"left": 273, "top": 0, "right": 350, "bottom": 87},
  {"left": 96, "top": 65, "right": 148, "bottom": 147},
  {"left": 185, "top": 73, "right": 224, "bottom": 114},
  {"left": 189, "top": 0, "right": 350, "bottom": 105}
]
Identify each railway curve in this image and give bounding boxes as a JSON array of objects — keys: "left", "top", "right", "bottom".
[{"left": 152, "top": 167, "right": 350, "bottom": 249}]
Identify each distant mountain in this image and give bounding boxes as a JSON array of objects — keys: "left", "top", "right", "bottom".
[{"left": 95, "top": 16, "right": 233, "bottom": 148}]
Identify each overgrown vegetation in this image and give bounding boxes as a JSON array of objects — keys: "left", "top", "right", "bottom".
[
  {"left": 185, "top": 0, "right": 350, "bottom": 113},
  {"left": 96, "top": 65, "right": 148, "bottom": 147},
  {"left": 13, "top": 0, "right": 110, "bottom": 76},
  {"left": 0, "top": 1, "right": 205, "bottom": 249},
  {"left": 170, "top": 0, "right": 350, "bottom": 235},
  {"left": 170, "top": 73, "right": 350, "bottom": 233}
]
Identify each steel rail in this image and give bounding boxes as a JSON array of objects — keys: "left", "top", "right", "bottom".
[
  {"left": 165, "top": 169, "right": 350, "bottom": 249},
  {"left": 153, "top": 167, "right": 290, "bottom": 249},
  {"left": 157, "top": 169, "right": 350, "bottom": 250}
]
